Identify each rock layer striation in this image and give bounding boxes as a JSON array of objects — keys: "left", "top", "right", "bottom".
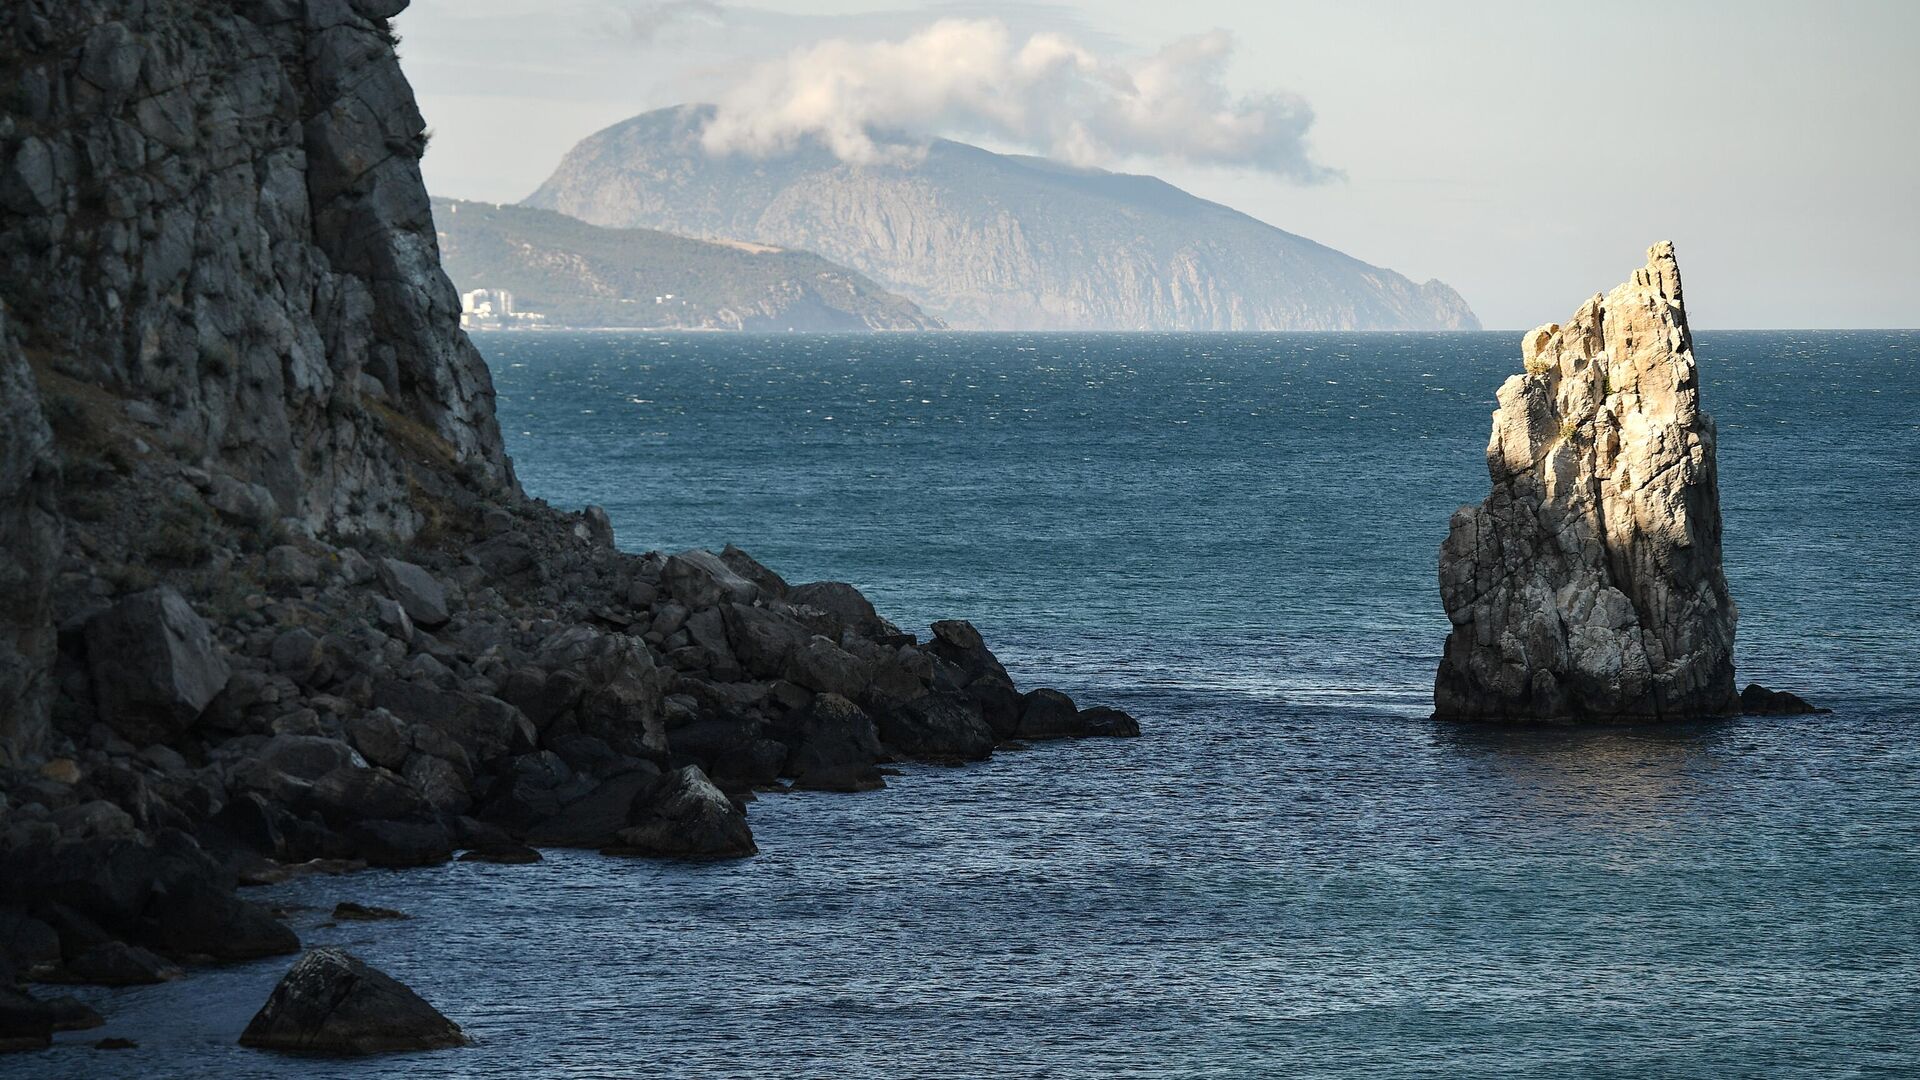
[{"left": 1436, "top": 242, "right": 1738, "bottom": 720}]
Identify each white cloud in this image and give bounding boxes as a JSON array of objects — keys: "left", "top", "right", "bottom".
[{"left": 696, "top": 18, "right": 1337, "bottom": 180}]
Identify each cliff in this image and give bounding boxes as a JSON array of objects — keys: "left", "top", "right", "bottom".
[
  {"left": 1435, "top": 242, "right": 1738, "bottom": 720},
  {"left": 523, "top": 105, "right": 1482, "bottom": 333},
  {"left": 0, "top": 0, "right": 1133, "bottom": 1049},
  {"left": 433, "top": 197, "right": 943, "bottom": 331}
]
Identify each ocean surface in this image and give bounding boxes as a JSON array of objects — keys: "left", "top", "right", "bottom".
[{"left": 34, "top": 330, "right": 1920, "bottom": 1078}]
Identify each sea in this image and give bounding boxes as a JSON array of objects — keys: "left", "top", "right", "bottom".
[{"left": 29, "top": 330, "right": 1920, "bottom": 1078}]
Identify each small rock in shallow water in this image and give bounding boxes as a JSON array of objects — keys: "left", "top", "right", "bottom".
[
  {"left": 457, "top": 845, "right": 542, "bottom": 864},
  {"left": 1078, "top": 707, "right": 1141, "bottom": 738},
  {"left": 94, "top": 1037, "right": 137, "bottom": 1049},
  {"left": 331, "top": 902, "right": 409, "bottom": 922},
  {"left": 239, "top": 948, "right": 470, "bottom": 1055},
  {"left": 1740, "top": 683, "right": 1828, "bottom": 716}
]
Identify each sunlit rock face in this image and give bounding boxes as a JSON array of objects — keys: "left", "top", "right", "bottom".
[{"left": 1436, "top": 242, "right": 1738, "bottom": 721}]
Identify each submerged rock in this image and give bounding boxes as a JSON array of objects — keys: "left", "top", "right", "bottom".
[
  {"left": 239, "top": 948, "right": 469, "bottom": 1056},
  {"left": 1436, "top": 243, "right": 1739, "bottom": 721}
]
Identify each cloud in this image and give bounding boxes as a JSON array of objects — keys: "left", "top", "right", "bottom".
[
  {"left": 695, "top": 18, "right": 1336, "bottom": 181},
  {"left": 625, "top": 0, "right": 726, "bottom": 43}
]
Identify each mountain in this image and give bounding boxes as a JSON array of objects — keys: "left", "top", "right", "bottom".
[
  {"left": 523, "top": 105, "right": 1480, "bottom": 332},
  {"left": 431, "top": 197, "right": 941, "bottom": 331}
]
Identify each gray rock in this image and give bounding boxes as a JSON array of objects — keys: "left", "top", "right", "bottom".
[
  {"left": 68, "top": 941, "right": 182, "bottom": 986},
  {"left": 784, "top": 636, "right": 869, "bottom": 700},
  {"left": 1078, "top": 706, "right": 1141, "bottom": 738},
  {"left": 788, "top": 581, "right": 879, "bottom": 625},
  {"left": 785, "top": 694, "right": 884, "bottom": 792},
  {"left": 373, "top": 596, "right": 415, "bottom": 641},
  {"left": 376, "top": 559, "right": 449, "bottom": 628},
  {"left": 239, "top": 948, "right": 469, "bottom": 1055},
  {"left": 84, "top": 588, "right": 232, "bottom": 744},
  {"left": 877, "top": 693, "right": 995, "bottom": 763},
  {"left": 1017, "top": 688, "right": 1083, "bottom": 739},
  {"left": 0, "top": 314, "right": 60, "bottom": 767},
  {"left": 610, "top": 765, "right": 756, "bottom": 859},
  {"left": 663, "top": 549, "right": 759, "bottom": 609},
  {"left": 1435, "top": 244, "right": 1738, "bottom": 721},
  {"left": 344, "top": 709, "right": 410, "bottom": 770}
]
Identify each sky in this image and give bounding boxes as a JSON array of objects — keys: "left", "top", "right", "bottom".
[{"left": 395, "top": 0, "right": 1919, "bottom": 329}]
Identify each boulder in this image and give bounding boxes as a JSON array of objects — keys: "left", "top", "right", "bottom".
[
  {"left": 344, "top": 709, "right": 410, "bottom": 770},
  {"left": 609, "top": 765, "right": 756, "bottom": 859},
  {"left": 239, "top": 948, "right": 470, "bottom": 1055},
  {"left": 718, "top": 544, "right": 790, "bottom": 598},
  {"left": 1436, "top": 243, "right": 1740, "bottom": 721},
  {"left": 722, "top": 603, "right": 809, "bottom": 679},
  {"left": 785, "top": 636, "right": 869, "bottom": 700},
  {"left": 144, "top": 878, "right": 299, "bottom": 961},
  {"left": 662, "top": 549, "right": 759, "bottom": 609},
  {"left": 522, "top": 767, "right": 660, "bottom": 848},
  {"left": 1739, "top": 683, "right": 1827, "bottom": 716},
  {"left": 342, "top": 819, "right": 453, "bottom": 868},
  {"left": 787, "top": 581, "right": 879, "bottom": 625},
  {"left": 66, "top": 941, "right": 181, "bottom": 986},
  {"left": 0, "top": 911, "right": 61, "bottom": 979},
  {"left": 44, "top": 994, "right": 103, "bottom": 1032},
  {"left": 0, "top": 987, "right": 52, "bottom": 1053},
  {"left": 372, "top": 680, "right": 535, "bottom": 762},
  {"left": 375, "top": 558, "right": 449, "bottom": 628},
  {"left": 1078, "top": 706, "right": 1142, "bottom": 738},
  {"left": 877, "top": 693, "right": 995, "bottom": 763},
  {"left": 1017, "top": 688, "right": 1083, "bottom": 739},
  {"left": 84, "top": 588, "right": 232, "bottom": 743},
  {"left": 784, "top": 694, "right": 884, "bottom": 791}
]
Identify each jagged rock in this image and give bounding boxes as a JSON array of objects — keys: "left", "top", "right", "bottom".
[
  {"left": 376, "top": 559, "right": 450, "bottom": 628},
  {"left": 522, "top": 767, "right": 661, "bottom": 848},
  {"left": 926, "top": 620, "right": 1022, "bottom": 736},
  {"left": 44, "top": 994, "right": 103, "bottom": 1032},
  {"left": 1436, "top": 243, "right": 1739, "bottom": 721},
  {"left": 0, "top": 310, "right": 60, "bottom": 767},
  {"left": 877, "top": 693, "right": 995, "bottom": 763},
  {"left": 239, "top": 948, "right": 469, "bottom": 1055},
  {"left": 608, "top": 765, "right": 756, "bottom": 859},
  {"left": 1740, "top": 683, "right": 1828, "bottom": 716},
  {"left": 84, "top": 588, "right": 232, "bottom": 743},
  {"left": 785, "top": 693, "right": 884, "bottom": 792},
  {"left": 663, "top": 549, "right": 760, "bottom": 609}
]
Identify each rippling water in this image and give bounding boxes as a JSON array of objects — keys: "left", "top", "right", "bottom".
[{"left": 36, "top": 331, "right": 1920, "bottom": 1078}]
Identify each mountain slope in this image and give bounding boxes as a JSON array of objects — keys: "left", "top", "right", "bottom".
[
  {"left": 432, "top": 198, "right": 941, "bottom": 331},
  {"left": 524, "top": 105, "right": 1479, "bottom": 332}
]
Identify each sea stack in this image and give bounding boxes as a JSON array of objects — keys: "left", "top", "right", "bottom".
[{"left": 1435, "top": 242, "right": 1738, "bottom": 721}]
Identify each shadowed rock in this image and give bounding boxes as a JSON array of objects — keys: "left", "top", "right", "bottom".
[
  {"left": 239, "top": 948, "right": 469, "bottom": 1056},
  {"left": 1436, "top": 243, "right": 1739, "bottom": 721},
  {"left": 84, "top": 588, "right": 231, "bottom": 744},
  {"left": 1740, "top": 683, "right": 1828, "bottom": 716}
]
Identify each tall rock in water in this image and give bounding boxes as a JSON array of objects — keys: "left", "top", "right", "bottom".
[{"left": 1435, "top": 243, "right": 1738, "bottom": 721}]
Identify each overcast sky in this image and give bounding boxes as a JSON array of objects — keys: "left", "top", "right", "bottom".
[{"left": 396, "top": 0, "right": 1919, "bottom": 329}]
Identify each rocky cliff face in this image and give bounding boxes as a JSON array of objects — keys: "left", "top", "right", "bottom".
[
  {"left": 524, "top": 105, "right": 1481, "bottom": 332},
  {"left": 1435, "top": 243, "right": 1738, "bottom": 720},
  {"left": 0, "top": 2, "right": 1134, "bottom": 1047},
  {"left": 0, "top": 0, "right": 515, "bottom": 761}
]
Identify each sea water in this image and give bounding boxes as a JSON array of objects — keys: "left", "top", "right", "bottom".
[{"left": 31, "top": 331, "right": 1920, "bottom": 1078}]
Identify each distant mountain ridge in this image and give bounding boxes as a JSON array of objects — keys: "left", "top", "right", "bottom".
[
  {"left": 431, "top": 197, "right": 940, "bottom": 331},
  {"left": 523, "top": 105, "right": 1480, "bottom": 332}
]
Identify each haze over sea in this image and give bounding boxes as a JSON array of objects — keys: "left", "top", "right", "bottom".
[{"left": 41, "top": 331, "right": 1920, "bottom": 1078}]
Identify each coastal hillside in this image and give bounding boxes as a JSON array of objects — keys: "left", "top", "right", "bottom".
[
  {"left": 432, "top": 198, "right": 941, "bottom": 331},
  {"left": 523, "top": 105, "right": 1480, "bottom": 332}
]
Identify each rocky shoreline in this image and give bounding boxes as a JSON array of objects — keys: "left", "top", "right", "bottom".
[{"left": 0, "top": 0, "right": 1134, "bottom": 1054}]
